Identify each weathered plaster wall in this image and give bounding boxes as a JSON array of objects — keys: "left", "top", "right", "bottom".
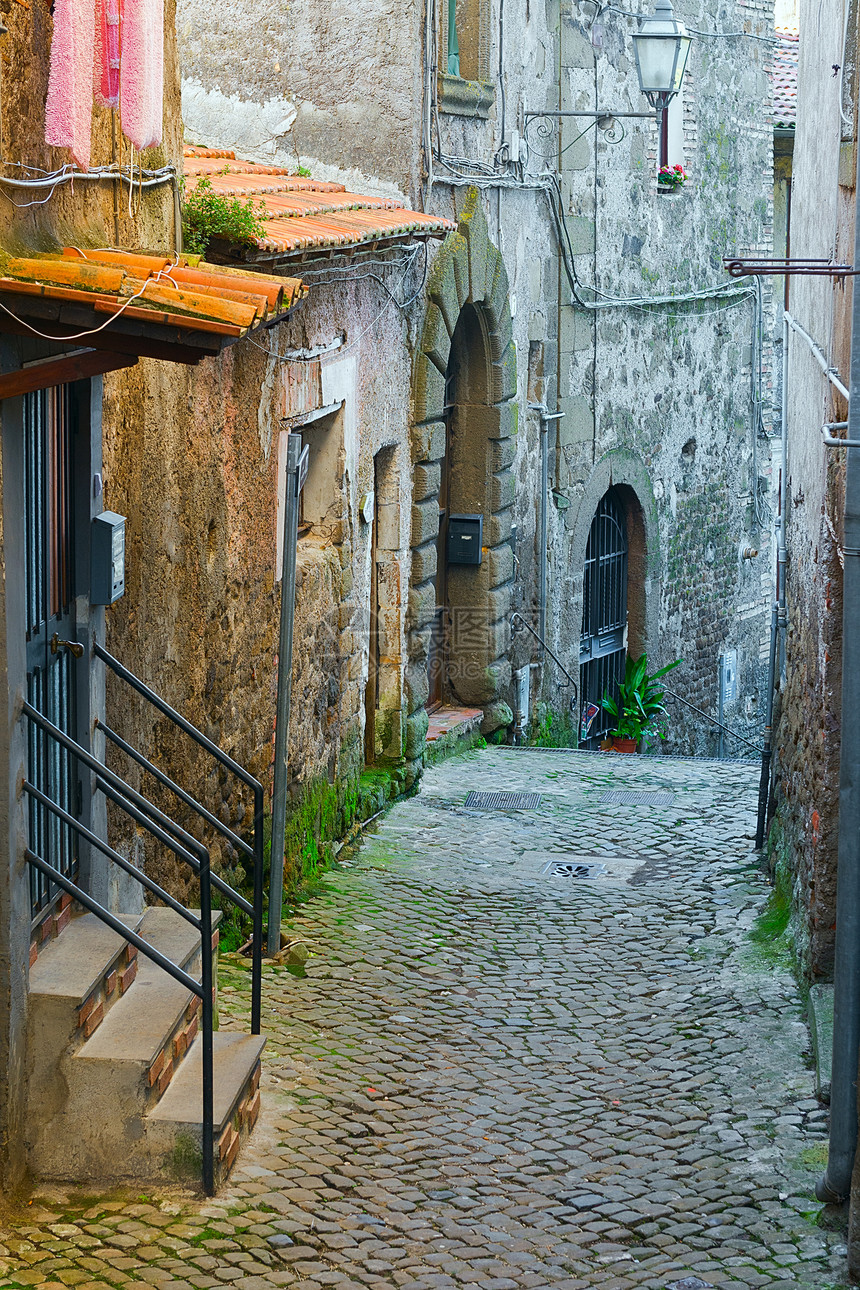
[
  {"left": 772, "top": 0, "right": 854, "bottom": 976},
  {"left": 177, "top": 0, "right": 423, "bottom": 198}
]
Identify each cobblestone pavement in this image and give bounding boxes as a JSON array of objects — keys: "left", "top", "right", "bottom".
[{"left": 0, "top": 748, "right": 848, "bottom": 1290}]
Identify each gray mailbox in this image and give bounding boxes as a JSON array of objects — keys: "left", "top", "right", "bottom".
[
  {"left": 91, "top": 511, "right": 126, "bottom": 605},
  {"left": 448, "top": 513, "right": 483, "bottom": 566}
]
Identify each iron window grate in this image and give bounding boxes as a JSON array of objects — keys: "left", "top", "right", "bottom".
[
  {"left": 601, "top": 789, "right": 676, "bottom": 806},
  {"left": 464, "top": 790, "right": 543, "bottom": 810}
]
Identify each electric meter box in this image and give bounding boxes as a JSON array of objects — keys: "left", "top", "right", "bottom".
[
  {"left": 448, "top": 513, "right": 483, "bottom": 566},
  {"left": 91, "top": 511, "right": 126, "bottom": 605}
]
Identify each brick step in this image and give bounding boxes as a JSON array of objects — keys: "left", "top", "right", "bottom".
[
  {"left": 146, "top": 1032, "right": 265, "bottom": 1187},
  {"left": 25, "top": 906, "right": 222, "bottom": 1183},
  {"left": 76, "top": 910, "right": 206, "bottom": 1113},
  {"left": 26, "top": 910, "right": 144, "bottom": 1121}
]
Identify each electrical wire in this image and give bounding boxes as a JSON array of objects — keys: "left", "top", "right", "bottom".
[
  {"left": 0, "top": 263, "right": 179, "bottom": 343},
  {"left": 581, "top": 0, "right": 778, "bottom": 42},
  {"left": 246, "top": 242, "right": 429, "bottom": 364}
]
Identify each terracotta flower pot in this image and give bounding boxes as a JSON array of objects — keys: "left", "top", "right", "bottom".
[{"left": 611, "top": 737, "right": 639, "bottom": 753}]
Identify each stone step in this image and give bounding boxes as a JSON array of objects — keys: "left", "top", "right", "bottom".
[
  {"left": 146, "top": 1032, "right": 265, "bottom": 1186},
  {"left": 25, "top": 906, "right": 227, "bottom": 1183},
  {"left": 26, "top": 911, "right": 144, "bottom": 1122},
  {"left": 76, "top": 930, "right": 202, "bottom": 1107}
]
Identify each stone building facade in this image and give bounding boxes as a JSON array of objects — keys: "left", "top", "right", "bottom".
[
  {"left": 0, "top": 0, "right": 780, "bottom": 1196},
  {"left": 769, "top": 0, "right": 853, "bottom": 978},
  {"left": 180, "top": 0, "right": 777, "bottom": 759}
]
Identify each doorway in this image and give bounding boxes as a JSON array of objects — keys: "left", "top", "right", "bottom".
[
  {"left": 23, "top": 385, "right": 83, "bottom": 919},
  {"left": 579, "top": 488, "right": 628, "bottom": 749}
]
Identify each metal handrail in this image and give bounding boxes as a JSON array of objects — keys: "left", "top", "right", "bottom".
[
  {"left": 98, "top": 721, "right": 253, "bottom": 858},
  {"left": 511, "top": 612, "right": 578, "bottom": 707},
  {"left": 662, "top": 685, "right": 762, "bottom": 753},
  {"left": 94, "top": 643, "right": 264, "bottom": 1034},
  {"left": 22, "top": 705, "right": 215, "bottom": 1195},
  {"left": 96, "top": 774, "right": 254, "bottom": 917}
]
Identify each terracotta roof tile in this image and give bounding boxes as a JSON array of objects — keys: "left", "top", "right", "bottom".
[
  {"left": 0, "top": 248, "right": 306, "bottom": 338},
  {"left": 183, "top": 147, "right": 456, "bottom": 258},
  {"left": 773, "top": 26, "right": 798, "bottom": 128}
]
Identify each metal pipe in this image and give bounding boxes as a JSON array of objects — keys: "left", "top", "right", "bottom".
[
  {"left": 778, "top": 312, "right": 788, "bottom": 671},
  {"left": 785, "top": 310, "right": 851, "bottom": 403},
  {"left": 528, "top": 405, "right": 564, "bottom": 654},
  {"left": 268, "top": 434, "right": 303, "bottom": 956},
  {"left": 818, "top": 142, "right": 860, "bottom": 1204},
  {"left": 755, "top": 604, "right": 779, "bottom": 848},
  {"left": 251, "top": 783, "right": 264, "bottom": 1034}
]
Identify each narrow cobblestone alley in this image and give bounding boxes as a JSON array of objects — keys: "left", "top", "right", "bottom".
[{"left": 0, "top": 749, "right": 848, "bottom": 1290}]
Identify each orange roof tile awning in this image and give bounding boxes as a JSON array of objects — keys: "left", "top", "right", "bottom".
[
  {"left": 183, "top": 148, "right": 456, "bottom": 261},
  {"left": 0, "top": 248, "right": 307, "bottom": 375}
]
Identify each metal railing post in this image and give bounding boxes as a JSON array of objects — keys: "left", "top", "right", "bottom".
[
  {"left": 251, "top": 783, "right": 264, "bottom": 1034},
  {"left": 199, "top": 847, "right": 215, "bottom": 1195}
]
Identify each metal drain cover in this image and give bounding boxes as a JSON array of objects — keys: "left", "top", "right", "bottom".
[
  {"left": 601, "top": 789, "right": 676, "bottom": 806},
  {"left": 464, "top": 790, "right": 542, "bottom": 810},
  {"left": 544, "top": 859, "right": 606, "bottom": 879}
]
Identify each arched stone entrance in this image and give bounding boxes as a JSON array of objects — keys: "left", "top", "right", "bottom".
[
  {"left": 405, "top": 188, "right": 517, "bottom": 780},
  {"left": 568, "top": 452, "right": 661, "bottom": 746}
]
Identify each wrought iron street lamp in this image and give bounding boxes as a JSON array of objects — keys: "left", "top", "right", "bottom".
[{"left": 632, "top": 0, "right": 692, "bottom": 114}]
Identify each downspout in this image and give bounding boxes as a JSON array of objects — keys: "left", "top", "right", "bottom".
[
  {"left": 779, "top": 312, "right": 788, "bottom": 672},
  {"left": 528, "top": 404, "right": 565, "bottom": 650},
  {"left": 755, "top": 317, "right": 789, "bottom": 848},
  {"left": 817, "top": 148, "right": 860, "bottom": 1204},
  {"left": 267, "top": 434, "right": 304, "bottom": 957}
]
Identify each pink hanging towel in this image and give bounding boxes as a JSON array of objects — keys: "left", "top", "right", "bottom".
[
  {"left": 44, "top": 0, "right": 97, "bottom": 170},
  {"left": 120, "top": 0, "right": 163, "bottom": 150},
  {"left": 94, "top": 0, "right": 123, "bottom": 109}
]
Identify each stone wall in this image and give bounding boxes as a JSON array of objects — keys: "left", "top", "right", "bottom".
[
  {"left": 772, "top": 0, "right": 855, "bottom": 976},
  {"left": 100, "top": 267, "right": 417, "bottom": 901}
]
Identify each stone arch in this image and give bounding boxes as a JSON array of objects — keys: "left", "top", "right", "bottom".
[
  {"left": 569, "top": 450, "right": 662, "bottom": 682},
  {"left": 405, "top": 188, "right": 517, "bottom": 779}
]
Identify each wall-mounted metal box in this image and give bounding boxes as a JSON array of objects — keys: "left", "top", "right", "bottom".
[
  {"left": 91, "top": 511, "right": 126, "bottom": 605},
  {"left": 448, "top": 513, "right": 483, "bottom": 566}
]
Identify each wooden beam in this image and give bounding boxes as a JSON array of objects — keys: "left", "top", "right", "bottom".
[
  {"left": 0, "top": 300, "right": 213, "bottom": 365},
  {"left": 0, "top": 348, "right": 138, "bottom": 399}
]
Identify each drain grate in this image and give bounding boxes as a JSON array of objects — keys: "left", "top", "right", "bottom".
[
  {"left": 601, "top": 789, "right": 676, "bottom": 806},
  {"left": 544, "top": 859, "right": 606, "bottom": 879},
  {"left": 464, "top": 790, "right": 542, "bottom": 810}
]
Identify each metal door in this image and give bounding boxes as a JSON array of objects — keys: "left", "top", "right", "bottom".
[
  {"left": 24, "top": 385, "right": 80, "bottom": 918},
  {"left": 579, "top": 488, "right": 628, "bottom": 749}
]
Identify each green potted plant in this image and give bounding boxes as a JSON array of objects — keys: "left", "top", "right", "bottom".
[{"left": 601, "top": 653, "right": 680, "bottom": 752}]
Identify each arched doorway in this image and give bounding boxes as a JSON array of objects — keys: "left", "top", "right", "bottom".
[
  {"left": 428, "top": 304, "right": 493, "bottom": 709},
  {"left": 579, "top": 488, "right": 629, "bottom": 749},
  {"left": 405, "top": 187, "right": 517, "bottom": 780}
]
